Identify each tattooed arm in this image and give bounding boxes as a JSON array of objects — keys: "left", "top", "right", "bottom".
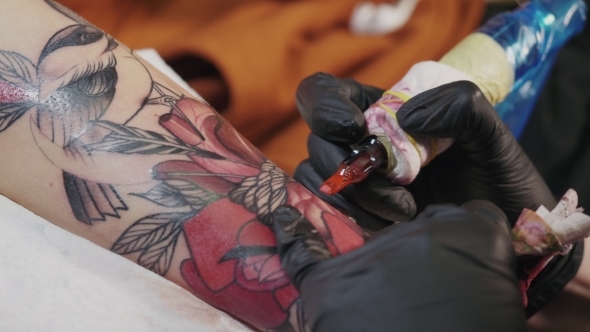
[{"left": 0, "top": 1, "right": 365, "bottom": 331}]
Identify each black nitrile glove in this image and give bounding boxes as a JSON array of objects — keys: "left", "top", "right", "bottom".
[
  {"left": 294, "top": 72, "right": 584, "bottom": 317},
  {"left": 296, "top": 73, "right": 555, "bottom": 224},
  {"left": 271, "top": 201, "right": 527, "bottom": 332},
  {"left": 295, "top": 72, "right": 416, "bottom": 229}
]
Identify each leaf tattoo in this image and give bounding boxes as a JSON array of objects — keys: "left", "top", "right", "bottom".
[
  {"left": 111, "top": 212, "right": 188, "bottom": 276},
  {"left": 0, "top": 51, "right": 37, "bottom": 88},
  {"left": 0, "top": 52, "right": 36, "bottom": 134},
  {"left": 133, "top": 180, "right": 222, "bottom": 212},
  {"left": 164, "top": 179, "right": 222, "bottom": 211},
  {"left": 112, "top": 213, "right": 186, "bottom": 254},
  {"left": 132, "top": 183, "right": 189, "bottom": 208},
  {"left": 137, "top": 231, "right": 180, "bottom": 276},
  {"left": 89, "top": 121, "right": 225, "bottom": 159},
  {"left": 229, "top": 161, "right": 288, "bottom": 225},
  {"left": 0, "top": 103, "right": 32, "bottom": 132}
]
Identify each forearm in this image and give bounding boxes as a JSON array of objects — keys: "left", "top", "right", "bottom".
[
  {"left": 527, "top": 237, "right": 590, "bottom": 331},
  {"left": 0, "top": 0, "right": 184, "bottom": 251},
  {"left": 0, "top": 1, "right": 365, "bottom": 330}
]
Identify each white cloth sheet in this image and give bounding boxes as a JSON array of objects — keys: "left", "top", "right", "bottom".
[{"left": 0, "top": 49, "right": 253, "bottom": 332}]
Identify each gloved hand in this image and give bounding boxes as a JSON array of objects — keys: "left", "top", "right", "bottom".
[
  {"left": 271, "top": 200, "right": 527, "bottom": 332},
  {"left": 294, "top": 72, "right": 584, "bottom": 317},
  {"left": 296, "top": 72, "right": 556, "bottom": 225}
]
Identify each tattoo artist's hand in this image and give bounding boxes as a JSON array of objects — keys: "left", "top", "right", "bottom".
[
  {"left": 271, "top": 201, "right": 527, "bottom": 332},
  {"left": 294, "top": 73, "right": 584, "bottom": 317},
  {"left": 295, "top": 72, "right": 555, "bottom": 226},
  {"left": 294, "top": 72, "right": 410, "bottom": 230}
]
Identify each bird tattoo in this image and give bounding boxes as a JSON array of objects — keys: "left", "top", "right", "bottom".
[{"left": 0, "top": 23, "right": 153, "bottom": 225}]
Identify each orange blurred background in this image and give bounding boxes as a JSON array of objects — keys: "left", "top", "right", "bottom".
[{"left": 58, "top": 0, "right": 489, "bottom": 175}]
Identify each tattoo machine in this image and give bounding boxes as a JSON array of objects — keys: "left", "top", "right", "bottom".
[{"left": 320, "top": 0, "right": 587, "bottom": 195}]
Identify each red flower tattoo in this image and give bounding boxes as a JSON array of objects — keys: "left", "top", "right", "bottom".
[
  {"left": 181, "top": 198, "right": 297, "bottom": 328},
  {"left": 152, "top": 98, "right": 365, "bottom": 329}
]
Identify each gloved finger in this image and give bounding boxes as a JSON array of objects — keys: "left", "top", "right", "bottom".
[
  {"left": 396, "top": 81, "right": 499, "bottom": 142},
  {"left": 408, "top": 203, "right": 516, "bottom": 268},
  {"left": 294, "top": 160, "right": 392, "bottom": 232},
  {"left": 307, "top": 134, "right": 417, "bottom": 221},
  {"left": 356, "top": 175, "right": 417, "bottom": 222},
  {"left": 460, "top": 200, "right": 512, "bottom": 236},
  {"left": 398, "top": 81, "right": 556, "bottom": 221},
  {"left": 271, "top": 205, "right": 332, "bottom": 288},
  {"left": 296, "top": 72, "right": 384, "bottom": 144}
]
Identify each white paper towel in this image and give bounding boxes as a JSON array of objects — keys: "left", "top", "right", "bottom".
[
  {"left": 0, "top": 49, "right": 253, "bottom": 332},
  {"left": 349, "top": 0, "right": 420, "bottom": 36}
]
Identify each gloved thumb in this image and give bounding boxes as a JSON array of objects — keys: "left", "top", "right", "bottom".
[{"left": 271, "top": 205, "right": 332, "bottom": 288}]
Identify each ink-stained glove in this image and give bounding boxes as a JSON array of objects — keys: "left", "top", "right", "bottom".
[
  {"left": 294, "top": 72, "right": 584, "bottom": 317},
  {"left": 296, "top": 72, "right": 555, "bottom": 224},
  {"left": 271, "top": 201, "right": 527, "bottom": 332},
  {"left": 295, "top": 72, "right": 415, "bottom": 229}
]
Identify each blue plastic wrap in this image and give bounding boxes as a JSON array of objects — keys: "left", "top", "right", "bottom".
[{"left": 479, "top": 0, "right": 587, "bottom": 140}]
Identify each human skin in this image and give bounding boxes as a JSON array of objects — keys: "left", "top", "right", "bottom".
[
  {"left": 527, "top": 238, "right": 590, "bottom": 331},
  {"left": 0, "top": 1, "right": 365, "bottom": 331}
]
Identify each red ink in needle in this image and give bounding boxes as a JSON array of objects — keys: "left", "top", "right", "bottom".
[{"left": 319, "top": 136, "right": 387, "bottom": 195}]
